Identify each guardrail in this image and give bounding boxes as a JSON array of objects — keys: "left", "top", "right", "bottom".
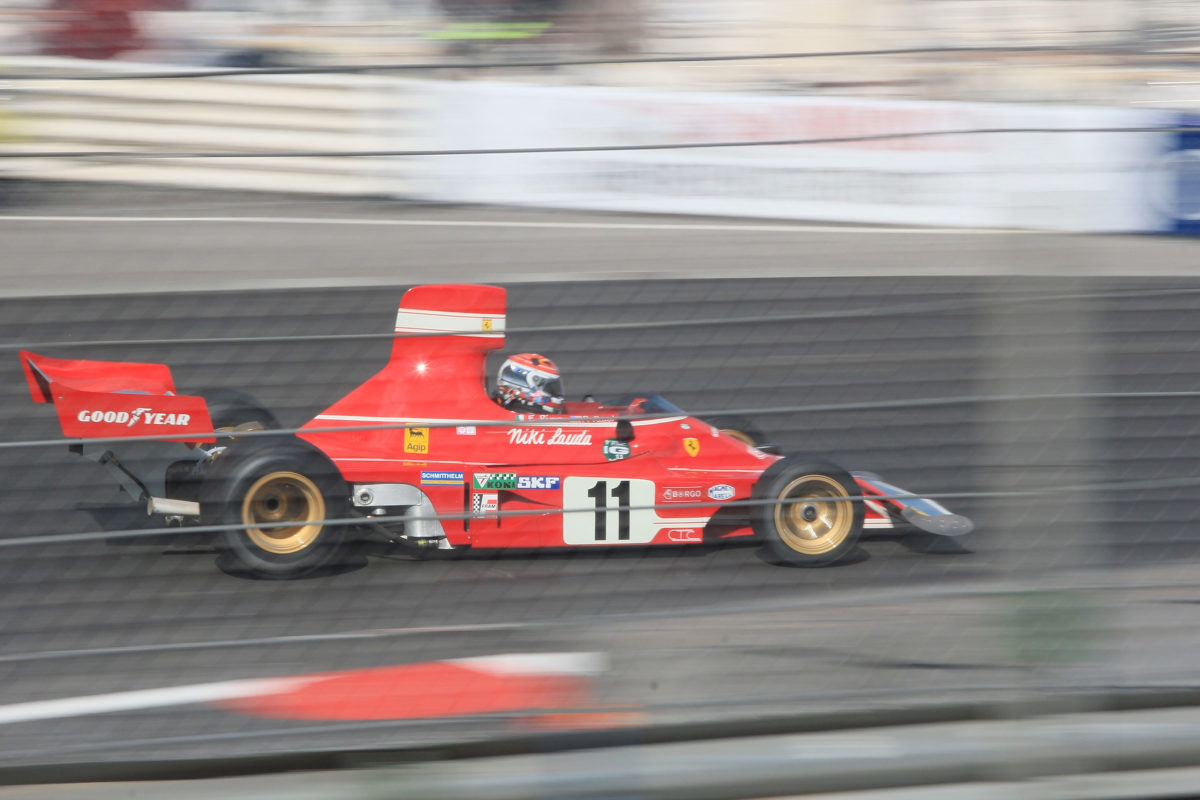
[
  {"left": 3, "top": 57, "right": 418, "bottom": 195},
  {"left": 8, "top": 695, "right": 1200, "bottom": 798}
]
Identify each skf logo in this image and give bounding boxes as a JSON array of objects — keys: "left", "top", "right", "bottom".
[
  {"left": 404, "top": 427, "right": 430, "bottom": 454},
  {"left": 517, "top": 475, "right": 561, "bottom": 490},
  {"left": 683, "top": 437, "right": 700, "bottom": 457}
]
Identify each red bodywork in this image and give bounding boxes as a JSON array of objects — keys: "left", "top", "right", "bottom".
[
  {"left": 297, "top": 284, "right": 779, "bottom": 548},
  {"left": 22, "top": 283, "right": 921, "bottom": 547}
]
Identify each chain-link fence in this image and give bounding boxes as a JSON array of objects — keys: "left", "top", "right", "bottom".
[
  {"left": 1, "top": 185, "right": 1200, "bottom": 790},
  {"left": 3, "top": 4, "right": 1200, "bottom": 792}
]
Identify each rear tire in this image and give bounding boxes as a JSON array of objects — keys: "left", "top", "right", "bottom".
[
  {"left": 202, "top": 439, "right": 349, "bottom": 579},
  {"left": 198, "top": 388, "right": 281, "bottom": 433},
  {"left": 752, "top": 457, "right": 863, "bottom": 566},
  {"left": 165, "top": 389, "right": 282, "bottom": 503}
]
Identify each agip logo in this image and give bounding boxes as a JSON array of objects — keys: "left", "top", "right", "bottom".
[{"left": 404, "top": 427, "right": 430, "bottom": 455}]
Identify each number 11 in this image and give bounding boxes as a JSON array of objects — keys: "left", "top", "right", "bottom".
[{"left": 586, "top": 480, "right": 630, "bottom": 541}]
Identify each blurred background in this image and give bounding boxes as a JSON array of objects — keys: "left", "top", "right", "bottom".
[
  {"left": 3, "top": 2, "right": 1200, "bottom": 799},
  {"left": 3, "top": 0, "right": 1200, "bottom": 98}
]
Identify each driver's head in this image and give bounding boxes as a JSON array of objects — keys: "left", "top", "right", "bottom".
[{"left": 495, "top": 353, "right": 564, "bottom": 414}]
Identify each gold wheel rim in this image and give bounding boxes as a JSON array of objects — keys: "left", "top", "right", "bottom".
[
  {"left": 774, "top": 474, "right": 853, "bottom": 555},
  {"left": 721, "top": 428, "right": 757, "bottom": 447},
  {"left": 241, "top": 471, "right": 326, "bottom": 555}
]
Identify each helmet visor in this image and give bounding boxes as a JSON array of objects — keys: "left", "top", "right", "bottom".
[
  {"left": 499, "top": 363, "right": 563, "bottom": 398},
  {"left": 529, "top": 375, "right": 563, "bottom": 398}
]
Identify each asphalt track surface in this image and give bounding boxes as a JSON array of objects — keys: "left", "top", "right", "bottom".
[{"left": 3, "top": 186, "right": 1200, "bottom": 769}]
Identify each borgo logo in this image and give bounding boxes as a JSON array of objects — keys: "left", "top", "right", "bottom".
[
  {"left": 77, "top": 408, "right": 192, "bottom": 427},
  {"left": 661, "top": 486, "right": 702, "bottom": 503},
  {"left": 707, "top": 484, "right": 735, "bottom": 501}
]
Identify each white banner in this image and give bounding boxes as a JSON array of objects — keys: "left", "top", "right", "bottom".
[{"left": 410, "top": 82, "right": 1172, "bottom": 232}]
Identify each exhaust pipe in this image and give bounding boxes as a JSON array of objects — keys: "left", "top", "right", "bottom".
[{"left": 147, "top": 497, "right": 201, "bottom": 517}]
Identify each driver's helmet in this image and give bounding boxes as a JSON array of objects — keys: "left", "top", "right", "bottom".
[{"left": 495, "top": 353, "right": 564, "bottom": 414}]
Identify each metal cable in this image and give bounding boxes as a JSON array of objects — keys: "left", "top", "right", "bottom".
[
  {"left": 3, "top": 385, "right": 1199, "bottom": 452},
  {"left": 2, "top": 126, "right": 1195, "bottom": 161},
  {"left": 4, "top": 286, "right": 1198, "bottom": 353},
  {"left": 3, "top": 474, "right": 1197, "bottom": 550},
  {"left": 0, "top": 44, "right": 1132, "bottom": 82}
]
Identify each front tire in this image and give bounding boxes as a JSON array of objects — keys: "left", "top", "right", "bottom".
[
  {"left": 202, "top": 439, "right": 349, "bottom": 579},
  {"left": 752, "top": 457, "right": 863, "bottom": 566}
]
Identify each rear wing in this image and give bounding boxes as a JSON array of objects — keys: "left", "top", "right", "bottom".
[{"left": 21, "top": 351, "right": 215, "bottom": 443}]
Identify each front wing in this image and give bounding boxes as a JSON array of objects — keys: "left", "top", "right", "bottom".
[{"left": 853, "top": 472, "right": 974, "bottom": 537}]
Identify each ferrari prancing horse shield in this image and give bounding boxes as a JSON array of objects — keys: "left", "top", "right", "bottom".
[{"left": 683, "top": 437, "right": 700, "bottom": 457}]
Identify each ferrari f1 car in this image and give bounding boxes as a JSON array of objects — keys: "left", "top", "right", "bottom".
[{"left": 20, "top": 284, "right": 972, "bottom": 578}]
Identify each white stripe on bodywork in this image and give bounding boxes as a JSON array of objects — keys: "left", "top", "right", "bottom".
[
  {"left": 313, "top": 414, "right": 686, "bottom": 428},
  {"left": 395, "top": 308, "right": 505, "bottom": 337},
  {"left": 336, "top": 458, "right": 498, "bottom": 466}
]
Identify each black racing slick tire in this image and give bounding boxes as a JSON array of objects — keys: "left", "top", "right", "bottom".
[
  {"left": 202, "top": 438, "right": 349, "bottom": 579},
  {"left": 752, "top": 456, "right": 863, "bottom": 567},
  {"left": 197, "top": 388, "right": 281, "bottom": 433},
  {"left": 704, "top": 415, "right": 767, "bottom": 448},
  {"left": 165, "top": 390, "right": 282, "bottom": 504}
]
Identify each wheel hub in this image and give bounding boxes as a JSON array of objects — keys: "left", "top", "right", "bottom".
[
  {"left": 773, "top": 473, "right": 854, "bottom": 556},
  {"left": 241, "top": 471, "right": 326, "bottom": 555}
]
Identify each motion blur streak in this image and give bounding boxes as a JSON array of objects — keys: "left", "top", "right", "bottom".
[
  {"left": 4, "top": 0, "right": 1200, "bottom": 790},
  {"left": 1, "top": 256, "right": 1200, "bottom": 771}
]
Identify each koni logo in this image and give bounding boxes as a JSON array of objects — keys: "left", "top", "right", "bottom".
[{"left": 77, "top": 408, "right": 192, "bottom": 427}]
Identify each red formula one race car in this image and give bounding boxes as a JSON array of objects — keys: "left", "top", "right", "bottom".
[{"left": 20, "top": 284, "right": 972, "bottom": 578}]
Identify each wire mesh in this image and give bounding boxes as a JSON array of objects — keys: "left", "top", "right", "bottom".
[
  {"left": 3, "top": 2, "right": 1200, "bottom": 783},
  {"left": 2, "top": 217, "right": 1200, "bottom": 769}
]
